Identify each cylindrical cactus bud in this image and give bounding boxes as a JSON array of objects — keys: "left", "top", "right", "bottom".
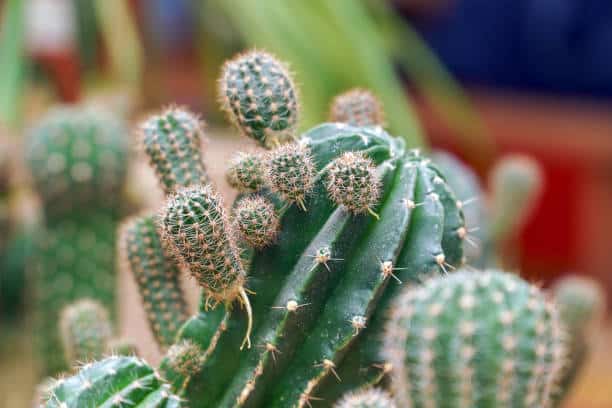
[
  {"left": 384, "top": 269, "right": 566, "bottom": 408},
  {"left": 329, "top": 88, "right": 384, "bottom": 127},
  {"left": 326, "top": 151, "right": 381, "bottom": 218},
  {"left": 234, "top": 196, "right": 280, "bottom": 249},
  {"left": 489, "top": 154, "right": 543, "bottom": 244},
  {"left": 165, "top": 340, "right": 205, "bottom": 377},
  {"left": 140, "top": 106, "right": 208, "bottom": 195},
  {"left": 106, "top": 337, "right": 139, "bottom": 356},
  {"left": 335, "top": 388, "right": 396, "bottom": 408},
  {"left": 160, "top": 184, "right": 253, "bottom": 349},
  {"left": 265, "top": 143, "right": 316, "bottom": 211},
  {"left": 219, "top": 50, "right": 299, "bottom": 147},
  {"left": 120, "top": 214, "right": 189, "bottom": 349},
  {"left": 226, "top": 151, "right": 266, "bottom": 192},
  {"left": 60, "top": 299, "right": 113, "bottom": 364}
]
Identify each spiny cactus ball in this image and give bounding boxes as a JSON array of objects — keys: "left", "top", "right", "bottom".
[
  {"left": 265, "top": 143, "right": 316, "bottom": 211},
  {"left": 384, "top": 269, "right": 566, "bottom": 408},
  {"left": 141, "top": 106, "right": 208, "bottom": 195},
  {"left": 161, "top": 184, "right": 253, "bottom": 348},
  {"left": 329, "top": 88, "right": 384, "bottom": 127},
  {"left": 226, "top": 151, "right": 266, "bottom": 192},
  {"left": 26, "top": 106, "right": 128, "bottom": 218},
  {"left": 335, "top": 388, "right": 396, "bottom": 408},
  {"left": 327, "top": 151, "right": 381, "bottom": 216},
  {"left": 219, "top": 50, "right": 298, "bottom": 147},
  {"left": 165, "top": 340, "right": 205, "bottom": 377},
  {"left": 234, "top": 196, "right": 280, "bottom": 249},
  {"left": 60, "top": 299, "right": 113, "bottom": 364}
]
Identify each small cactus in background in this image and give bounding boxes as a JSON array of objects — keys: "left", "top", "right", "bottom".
[
  {"left": 384, "top": 269, "right": 566, "bottom": 408},
  {"left": 234, "top": 196, "right": 280, "bottom": 249},
  {"left": 489, "top": 154, "right": 543, "bottom": 247},
  {"left": 326, "top": 151, "right": 381, "bottom": 217},
  {"left": 226, "top": 151, "right": 266, "bottom": 192},
  {"left": 329, "top": 89, "right": 384, "bottom": 127},
  {"left": 59, "top": 299, "right": 112, "bottom": 365},
  {"left": 160, "top": 184, "right": 253, "bottom": 349},
  {"left": 265, "top": 143, "right": 316, "bottom": 210},
  {"left": 106, "top": 337, "right": 139, "bottom": 356},
  {"left": 335, "top": 388, "right": 396, "bottom": 408},
  {"left": 551, "top": 275, "right": 606, "bottom": 405},
  {"left": 120, "top": 214, "right": 189, "bottom": 349},
  {"left": 219, "top": 50, "right": 299, "bottom": 147},
  {"left": 141, "top": 106, "right": 208, "bottom": 195}
]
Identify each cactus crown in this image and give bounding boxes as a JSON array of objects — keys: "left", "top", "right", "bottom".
[
  {"left": 226, "top": 151, "right": 266, "bottom": 192},
  {"left": 326, "top": 151, "right": 381, "bottom": 216},
  {"left": 141, "top": 106, "right": 208, "bottom": 195},
  {"left": 384, "top": 269, "right": 566, "bottom": 408},
  {"left": 335, "top": 388, "right": 397, "bottom": 408},
  {"left": 234, "top": 196, "right": 280, "bottom": 249},
  {"left": 219, "top": 50, "right": 299, "bottom": 147},
  {"left": 329, "top": 88, "right": 384, "bottom": 127},
  {"left": 265, "top": 143, "right": 316, "bottom": 211},
  {"left": 59, "top": 299, "right": 112, "bottom": 364}
]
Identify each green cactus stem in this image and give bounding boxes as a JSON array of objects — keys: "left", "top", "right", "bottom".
[
  {"left": 60, "top": 299, "right": 113, "bottom": 365},
  {"left": 141, "top": 106, "right": 208, "bottom": 195},
  {"left": 44, "top": 356, "right": 181, "bottom": 407},
  {"left": 234, "top": 196, "right": 280, "bottom": 249},
  {"left": 329, "top": 89, "right": 384, "bottom": 128},
  {"left": 160, "top": 184, "right": 253, "bottom": 350},
  {"left": 384, "top": 269, "right": 566, "bottom": 408},
  {"left": 335, "top": 388, "right": 396, "bottom": 408},
  {"left": 219, "top": 50, "right": 299, "bottom": 147},
  {"left": 226, "top": 151, "right": 267, "bottom": 192},
  {"left": 120, "top": 214, "right": 189, "bottom": 349}
]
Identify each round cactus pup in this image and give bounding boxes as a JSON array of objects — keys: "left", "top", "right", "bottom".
[
  {"left": 234, "top": 196, "right": 280, "bottom": 249},
  {"left": 165, "top": 340, "right": 205, "bottom": 377},
  {"left": 226, "top": 151, "right": 266, "bottom": 192},
  {"left": 335, "top": 388, "right": 396, "bottom": 408},
  {"left": 60, "top": 299, "right": 113, "bottom": 364},
  {"left": 384, "top": 269, "right": 566, "bottom": 408},
  {"left": 265, "top": 143, "right": 316, "bottom": 211},
  {"left": 329, "top": 88, "right": 384, "bottom": 127},
  {"left": 140, "top": 106, "right": 208, "bottom": 195},
  {"left": 160, "top": 184, "right": 253, "bottom": 349},
  {"left": 219, "top": 50, "right": 299, "bottom": 147},
  {"left": 327, "top": 151, "right": 381, "bottom": 218}
]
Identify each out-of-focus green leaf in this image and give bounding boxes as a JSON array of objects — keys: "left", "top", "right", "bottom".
[{"left": 0, "top": 0, "right": 26, "bottom": 130}]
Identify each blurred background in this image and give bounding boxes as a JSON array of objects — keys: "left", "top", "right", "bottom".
[{"left": 1, "top": 0, "right": 611, "bottom": 406}]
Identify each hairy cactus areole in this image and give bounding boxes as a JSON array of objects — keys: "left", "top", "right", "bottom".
[
  {"left": 220, "top": 51, "right": 298, "bottom": 146},
  {"left": 234, "top": 196, "right": 280, "bottom": 249},
  {"left": 120, "top": 214, "right": 189, "bottom": 349},
  {"left": 265, "top": 143, "right": 316, "bottom": 211},
  {"left": 141, "top": 106, "right": 208, "bottom": 195},
  {"left": 335, "top": 388, "right": 396, "bottom": 408},
  {"left": 226, "top": 151, "right": 267, "bottom": 192},
  {"left": 329, "top": 89, "right": 384, "bottom": 128},
  {"left": 60, "top": 299, "right": 112, "bottom": 365},
  {"left": 384, "top": 270, "right": 566, "bottom": 408},
  {"left": 327, "top": 151, "right": 381, "bottom": 218},
  {"left": 161, "top": 184, "right": 253, "bottom": 349}
]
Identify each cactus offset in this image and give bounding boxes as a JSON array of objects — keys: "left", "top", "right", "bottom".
[
  {"left": 234, "top": 196, "right": 280, "bottom": 249},
  {"left": 384, "top": 270, "right": 566, "bottom": 408},
  {"left": 220, "top": 50, "right": 299, "bottom": 147},
  {"left": 335, "top": 388, "right": 396, "bottom": 408},
  {"left": 329, "top": 89, "right": 384, "bottom": 128},
  {"left": 226, "top": 151, "right": 267, "bottom": 192}
]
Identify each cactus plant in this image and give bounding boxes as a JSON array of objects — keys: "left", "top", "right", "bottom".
[
  {"left": 334, "top": 388, "right": 395, "bottom": 408},
  {"left": 226, "top": 151, "right": 267, "bottom": 192},
  {"left": 26, "top": 106, "right": 128, "bottom": 376},
  {"left": 384, "top": 269, "right": 566, "bottom": 408},
  {"left": 329, "top": 89, "right": 384, "bottom": 128}
]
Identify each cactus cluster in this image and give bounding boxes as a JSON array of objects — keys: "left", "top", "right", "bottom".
[{"left": 43, "top": 50, "right": 579, "bottom": 408}]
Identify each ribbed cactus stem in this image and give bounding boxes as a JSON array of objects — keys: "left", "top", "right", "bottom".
[
  {"left": 219, "top": 50, "right": 299, "bottom": 147},
  {"left": 59, "top": 299, "right": 112, "bottom": 365},
  {"left": 335, "top": 388, "right": 396, "bottom": 408},
  {"left": 226, "top": 151, "right": 266, "bottom": 192},
  {"left": 326, "top": 151, "right": 381, "bottom": 218},
  {"left": 329, "top": 88, "right": 384, "bottom": 127},
  {"left": 384, "top": 269, "right": 566, "bottom": 408},
  {"left": 265, "top": 143, "right": 316, "bottom": 211},
  {"left": 160, "top": 184, "right": 252, "bottom": 349},
  {"left": 141, "top": 106, "right": 208, "bottom": 195}
]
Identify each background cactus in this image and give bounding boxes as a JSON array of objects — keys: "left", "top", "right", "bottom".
[
  {"left": 384, "top": 269, "right": 566, "bottom": 408},
  {"left": 329, "top": 89, "right": 385, "bottom": 128},
  {"left": 226, "top": 151, "right": 267, "bottom": 192},
  {"left": 334, "top": 388, "right": 395, "bottom": 408},
  {"left": 26, "top": 106, "right": 128, "bottom": 376}
]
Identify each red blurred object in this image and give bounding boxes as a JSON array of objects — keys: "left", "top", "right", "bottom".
[
  {"left": 32, "top": 52, "right": 81, "bottom": 102},
  {"left": 417, "top": 88, "right": 612, "bottom": 301}
]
